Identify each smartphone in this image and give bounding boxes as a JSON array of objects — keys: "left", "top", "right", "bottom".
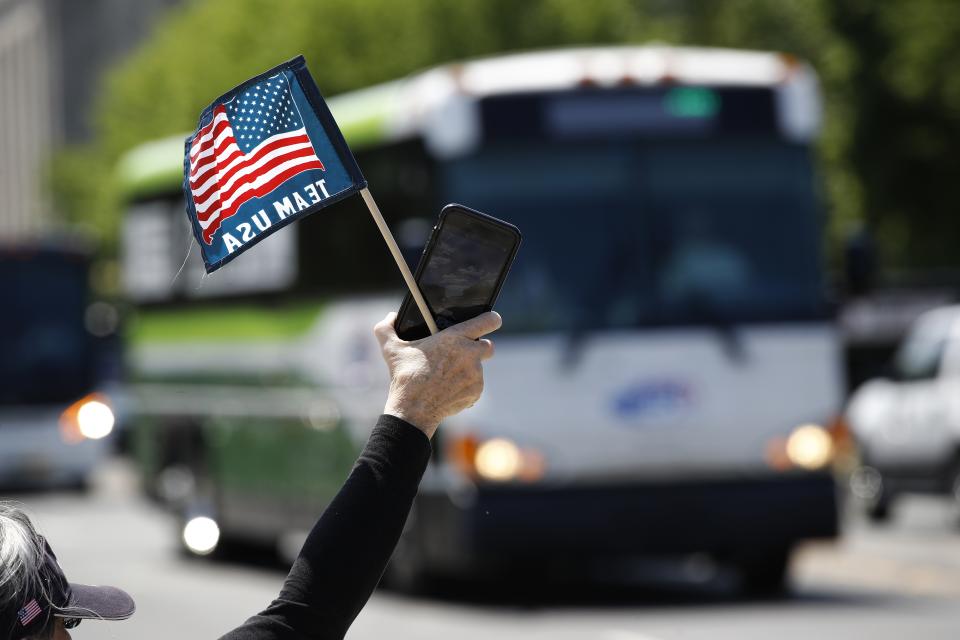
[{"left": 395, "top": 204, "right": 522, "bottom": 341}]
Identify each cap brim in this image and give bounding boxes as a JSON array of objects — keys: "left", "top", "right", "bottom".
[{"left": 54, "top": 584, "right": 136, "bottom": 621}]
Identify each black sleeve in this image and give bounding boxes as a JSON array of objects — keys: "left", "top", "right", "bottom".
[{"left": 219, "top": 414, "right": 432, "bottom": 640}]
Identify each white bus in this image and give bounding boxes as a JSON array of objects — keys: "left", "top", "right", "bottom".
[{"left": 120, "top": 46, "right": 841, "bottom": 593}]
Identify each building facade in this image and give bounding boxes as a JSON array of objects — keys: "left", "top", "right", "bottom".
[{"left": 0, "top": 0, "right": 179, "bottom": 238}]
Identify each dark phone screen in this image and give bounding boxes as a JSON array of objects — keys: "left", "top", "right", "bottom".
[{"left": 396, "top": 211, "right": 517, "bottom": 340}]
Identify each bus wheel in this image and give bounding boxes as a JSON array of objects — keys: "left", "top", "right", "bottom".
[
  {"left": 852, "top": 465, "right": 893, "bottom": 524},
  {"left": 948, "top": 462, "right": 960, "bottom": 527},
  {"left": 64, "top": 474, "right": 90, "bottom": 494},
  {"left": 865, "top": 493, "right": 893, "bottom": 523},
  {"left": 735, "top": 546, "right": 791, "bottom": 597},
  {"left": 863, "top": 476, "right": 894, "bottom": 524}
]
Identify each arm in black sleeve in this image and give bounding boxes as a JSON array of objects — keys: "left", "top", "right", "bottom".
[{"left": 220, "top": 414, "right": 432, "bottom": 640}]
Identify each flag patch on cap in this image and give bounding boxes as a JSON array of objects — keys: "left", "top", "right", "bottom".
[{"left": 17, "top": 599, "right": 42, "bottom": 626}]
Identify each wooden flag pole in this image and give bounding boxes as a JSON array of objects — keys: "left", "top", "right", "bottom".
[{"left": 360, "top": 187, "right": 439, "bottom": 336}]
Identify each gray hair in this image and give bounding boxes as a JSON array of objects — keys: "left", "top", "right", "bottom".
[{"left": 0, "top": 503, "right": 53, "bottom": 640}]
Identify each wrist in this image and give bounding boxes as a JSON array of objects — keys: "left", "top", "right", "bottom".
[{"left": 383, "top": 398, "right": 440, "bottom": 438}]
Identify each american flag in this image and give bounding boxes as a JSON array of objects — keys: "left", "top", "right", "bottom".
[
  {"left": 188, "top": 73, "right": 326, "bottom": 244},
  {"left": 17, "top": 599, "right": 42, "bottom": 626}
]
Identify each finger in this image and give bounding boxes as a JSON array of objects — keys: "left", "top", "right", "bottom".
[
  {"left": 373, "top": 312, "right": 398, "bottom": 347},
  {"left": 450, "top": 311, "right": 502, "bottom": 340},
  {"left": 477, "top": 338, "right": 495, "bottom": 361},
  {"left": 458, "top": 338, "right": 491, "bottom": 364}
]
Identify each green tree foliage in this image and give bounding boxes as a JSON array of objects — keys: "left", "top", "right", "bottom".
[
  {"left": 53, "top": 0, "right": 960, "bottom": 271},
  {"left": 827, "top": 0, "right": 960, "bottom": 267},
  {"left": 93, "top": 0, "right": 666, "bottom": 160}
]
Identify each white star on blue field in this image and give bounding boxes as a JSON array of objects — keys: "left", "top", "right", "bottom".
[{"left": 226, "top": 75, "right": 302, "bottom": 153}]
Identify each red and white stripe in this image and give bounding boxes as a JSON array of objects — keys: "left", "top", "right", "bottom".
[
  {"left": 188, "top": 104, "right": 325, "bottom": 244},
  {"left": 18, "top": 599, "right": 42, "bottom": 626}
]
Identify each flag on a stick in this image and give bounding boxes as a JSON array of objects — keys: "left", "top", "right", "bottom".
[{"left": 183, "top": 56, "right": 366, "bottom": 273}]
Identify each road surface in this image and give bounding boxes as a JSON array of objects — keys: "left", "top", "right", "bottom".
[{"left": 11, "top": 459, "right": 960, "bottom": 640}]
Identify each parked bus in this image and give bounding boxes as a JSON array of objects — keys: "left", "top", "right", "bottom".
[
  {"left": 119, "top": 46, "right": 841, "bottom": 593},
  {"left": 0, "top": 241, "right": 121, "bottom": 488}
]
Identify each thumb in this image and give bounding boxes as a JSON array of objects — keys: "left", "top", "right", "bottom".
[
  {"left": 373, "top": 312, "right": 399, "bottom": 347},
  {"left": 449, "top": 311, "right": 502, "bottom": 340}
]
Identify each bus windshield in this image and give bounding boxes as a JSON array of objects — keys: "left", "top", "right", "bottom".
[
  {"left": 441, "top": 139, "right": 826, "bottom": 333},
  {"left": 0, "top": 252, "right": 93, "bottom": 405}
]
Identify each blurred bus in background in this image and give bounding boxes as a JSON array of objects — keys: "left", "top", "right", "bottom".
[
  {"left": 119, "top": 46, "right": 841, "bottom": 593},
  {"left": 0, "top": 242, "right": 121, "bottom": 489}
]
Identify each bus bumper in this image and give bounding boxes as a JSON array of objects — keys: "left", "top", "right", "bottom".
[
  {"left": 415, "top": 473, "right": 838, "bottom": 572},
  {"left": 0, "top": 409, "right": 108, "bottom": 488}
]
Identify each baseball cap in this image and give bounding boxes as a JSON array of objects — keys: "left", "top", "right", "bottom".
[{"left": 2, "top": 539, "right": 135, "bottom": 640}]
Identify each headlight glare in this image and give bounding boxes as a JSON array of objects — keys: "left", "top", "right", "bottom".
[
  {"left": 76, "top": 400, "right": 115, "bottom": 440},
  {"left": 182, "top": 516, "right": 220, "bottom": 555},
  {"left": 474, "top": 438, "right": 523, "bottom": 481},
  {"left": 785, "top": 424, "right": 834, "bottom": 470},
  {"left": 60, "top": 394, "right": 115, "bottom": 443}
]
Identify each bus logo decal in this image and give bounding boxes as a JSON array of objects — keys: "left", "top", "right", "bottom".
[{"left": 612, "top": 379, "right": 694, "bottom": 422}]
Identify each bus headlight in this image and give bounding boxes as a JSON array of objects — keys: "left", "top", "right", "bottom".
[
  {"left": 785, "top": 424, "right": 834, "bottom": 470},
  {"left": 449, "top": 435, "right": 546, "bottom": 483},
  {"left": 60, "top": 394, "right": 115, "bottom": 442},
  {"left": 182, "top": 516, "right": 220, "bottom": 555},
  {"left": 475, "top": 438, "right": 522, "bottom": 481},
  {"left": 76, "top": 400, "right": 115, "bottom": 439}
]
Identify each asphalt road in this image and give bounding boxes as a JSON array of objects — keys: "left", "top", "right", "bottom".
[{"left": 11, "top": 460, "right": 960, "bottom": 640}]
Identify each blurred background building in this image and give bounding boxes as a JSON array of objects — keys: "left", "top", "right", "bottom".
[{"left": 0, "top": 0, "right": 179, "bottom": 237}]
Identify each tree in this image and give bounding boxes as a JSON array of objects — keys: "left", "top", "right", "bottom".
[
  {"left": 52, "top": 0, "right": 960, "bottom": 273},
  {"left": 53, "top": 0, "right": 671, "bottom": 251},
  {"left": 827, "top": 0, "right": 960, "bottom": 268}
]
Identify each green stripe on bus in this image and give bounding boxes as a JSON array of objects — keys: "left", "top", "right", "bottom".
[
  {"left": 129, "top": 303, "right": 325, "bottom": 343},
  {"left": 116, "top": 134, "right": 188, "bottom": 200}
]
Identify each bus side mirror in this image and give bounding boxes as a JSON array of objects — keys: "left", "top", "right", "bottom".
[{"left": 843, "top": 227, "right": 878, "bottom": 296}]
